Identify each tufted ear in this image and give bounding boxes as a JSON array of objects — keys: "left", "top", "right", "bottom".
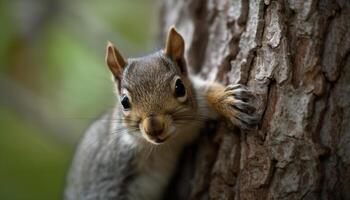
[
  {"left": 105, "top": 41, "right": 127, "bottom": 80},
  {"left": 164, "top": 26, "right": 187, "bottom": 75}
]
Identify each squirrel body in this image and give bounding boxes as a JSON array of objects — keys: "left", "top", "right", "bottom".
[{"left": 65, "top": 27, "right": 258, "bottom": 200}]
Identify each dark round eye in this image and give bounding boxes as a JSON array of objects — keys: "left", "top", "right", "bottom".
[
  {"left": 175, "top": 79, "right": 186, "bottom": 97},
  {"left": 121, "top": 95, "right": 131, "bottom": 110}
]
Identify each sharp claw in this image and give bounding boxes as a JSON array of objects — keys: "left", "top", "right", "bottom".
[
  {"left": 224, "top": 84, "right": 259, "bottom": 130},
  {"left": 232, "top": 90, "right": 255, "bottom": 102},
  {"left": 234, "top": 112, "right": 259, "bottom": 130},
  {"left": 225, "top": 85, "right": 254, "bottom": 100},
  {"left": 231, "top": 101, "right": 256, "bottom": 114},
  {"left": 224, "top": 84, "right": 244, "bottom": 92}
]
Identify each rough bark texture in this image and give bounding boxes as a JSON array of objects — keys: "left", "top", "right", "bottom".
[{"left": 160, "top": 0, "right": 350, "bottom": 199}]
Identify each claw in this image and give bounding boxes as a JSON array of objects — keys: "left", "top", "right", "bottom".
[
  {"left": 232, "top": 90, "right": 255, "bottom": 102},
  {"left": 225, "top": 84, "right": 254, "bottom": 101},
  {"left": 224, "top": 84, "right": 247, "bottom": 92},
  {"left": 222, "top": 84, "right": 259, "bottom": 130},
  {"left": 234, "top": 112, "right": 259, "bottom": 130},
  {"left": 231, "top": 100, "right": 256, "bottom": 114}
]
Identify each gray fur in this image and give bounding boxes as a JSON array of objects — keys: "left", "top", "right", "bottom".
[
  {"left": 65, "top": 112, "right": 137, "bottom": 200},
  {"left": 122, "top": 52, "right": 181, "bottom": 112}
]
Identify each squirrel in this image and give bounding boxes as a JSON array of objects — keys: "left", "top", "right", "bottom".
[{"left": 64, "top": 27, "right": 258, "bottom": 200}]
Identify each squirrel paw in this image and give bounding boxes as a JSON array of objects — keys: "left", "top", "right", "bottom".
[{"left": 221, "top": 84, "right": 258, "bottom": 130}]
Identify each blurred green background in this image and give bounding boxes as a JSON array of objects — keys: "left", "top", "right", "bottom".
[{"left": 0, "top": 0, "right": 158, "bottom": 199}]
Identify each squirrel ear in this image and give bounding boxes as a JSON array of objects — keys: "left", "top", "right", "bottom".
[
  {"left": 105, "top": 41, "right": 127, "bottom": 79},
  {"left": 164, "top": 26, "right": 187, "bottom": 75}
]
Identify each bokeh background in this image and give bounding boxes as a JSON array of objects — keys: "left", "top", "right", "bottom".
[{"left": 0, "top": 0, "right": 158, "bottom": 199}]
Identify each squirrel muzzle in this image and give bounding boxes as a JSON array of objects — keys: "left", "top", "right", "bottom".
[{"left": 142, "top": 115, "right": 165, "bottom": 138}]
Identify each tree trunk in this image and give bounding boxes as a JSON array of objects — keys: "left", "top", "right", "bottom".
[{"left": 160, "top": 0, "right": 350, "bottom": 199}]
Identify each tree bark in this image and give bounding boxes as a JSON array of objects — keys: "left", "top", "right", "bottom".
[{"left": 160, "top": 0, "right": 350, "bottom": 199}]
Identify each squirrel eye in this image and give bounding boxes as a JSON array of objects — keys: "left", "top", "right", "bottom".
[
  {"left": 175, "top": 79, "right": 186, "bottom": 97},
  {"left": 121, "top": 95, "right": 131, "bottom": 110}
]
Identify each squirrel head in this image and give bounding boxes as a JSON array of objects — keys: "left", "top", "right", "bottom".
[{"left": 105, "top": 27, "right": 197, "bottom": 145}]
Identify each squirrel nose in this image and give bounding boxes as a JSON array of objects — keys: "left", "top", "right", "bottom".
[{"left": 143, "top": 115, "right": 164, "bottom": 137}]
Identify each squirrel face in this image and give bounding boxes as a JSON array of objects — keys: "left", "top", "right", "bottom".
[{"left": 106, "top": 27, "right": 196, "bottom": 145}]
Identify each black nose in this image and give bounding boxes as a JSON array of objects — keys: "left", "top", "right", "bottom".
[{"left": 144, "top": 116, "right": 164, "bottom": 136}]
